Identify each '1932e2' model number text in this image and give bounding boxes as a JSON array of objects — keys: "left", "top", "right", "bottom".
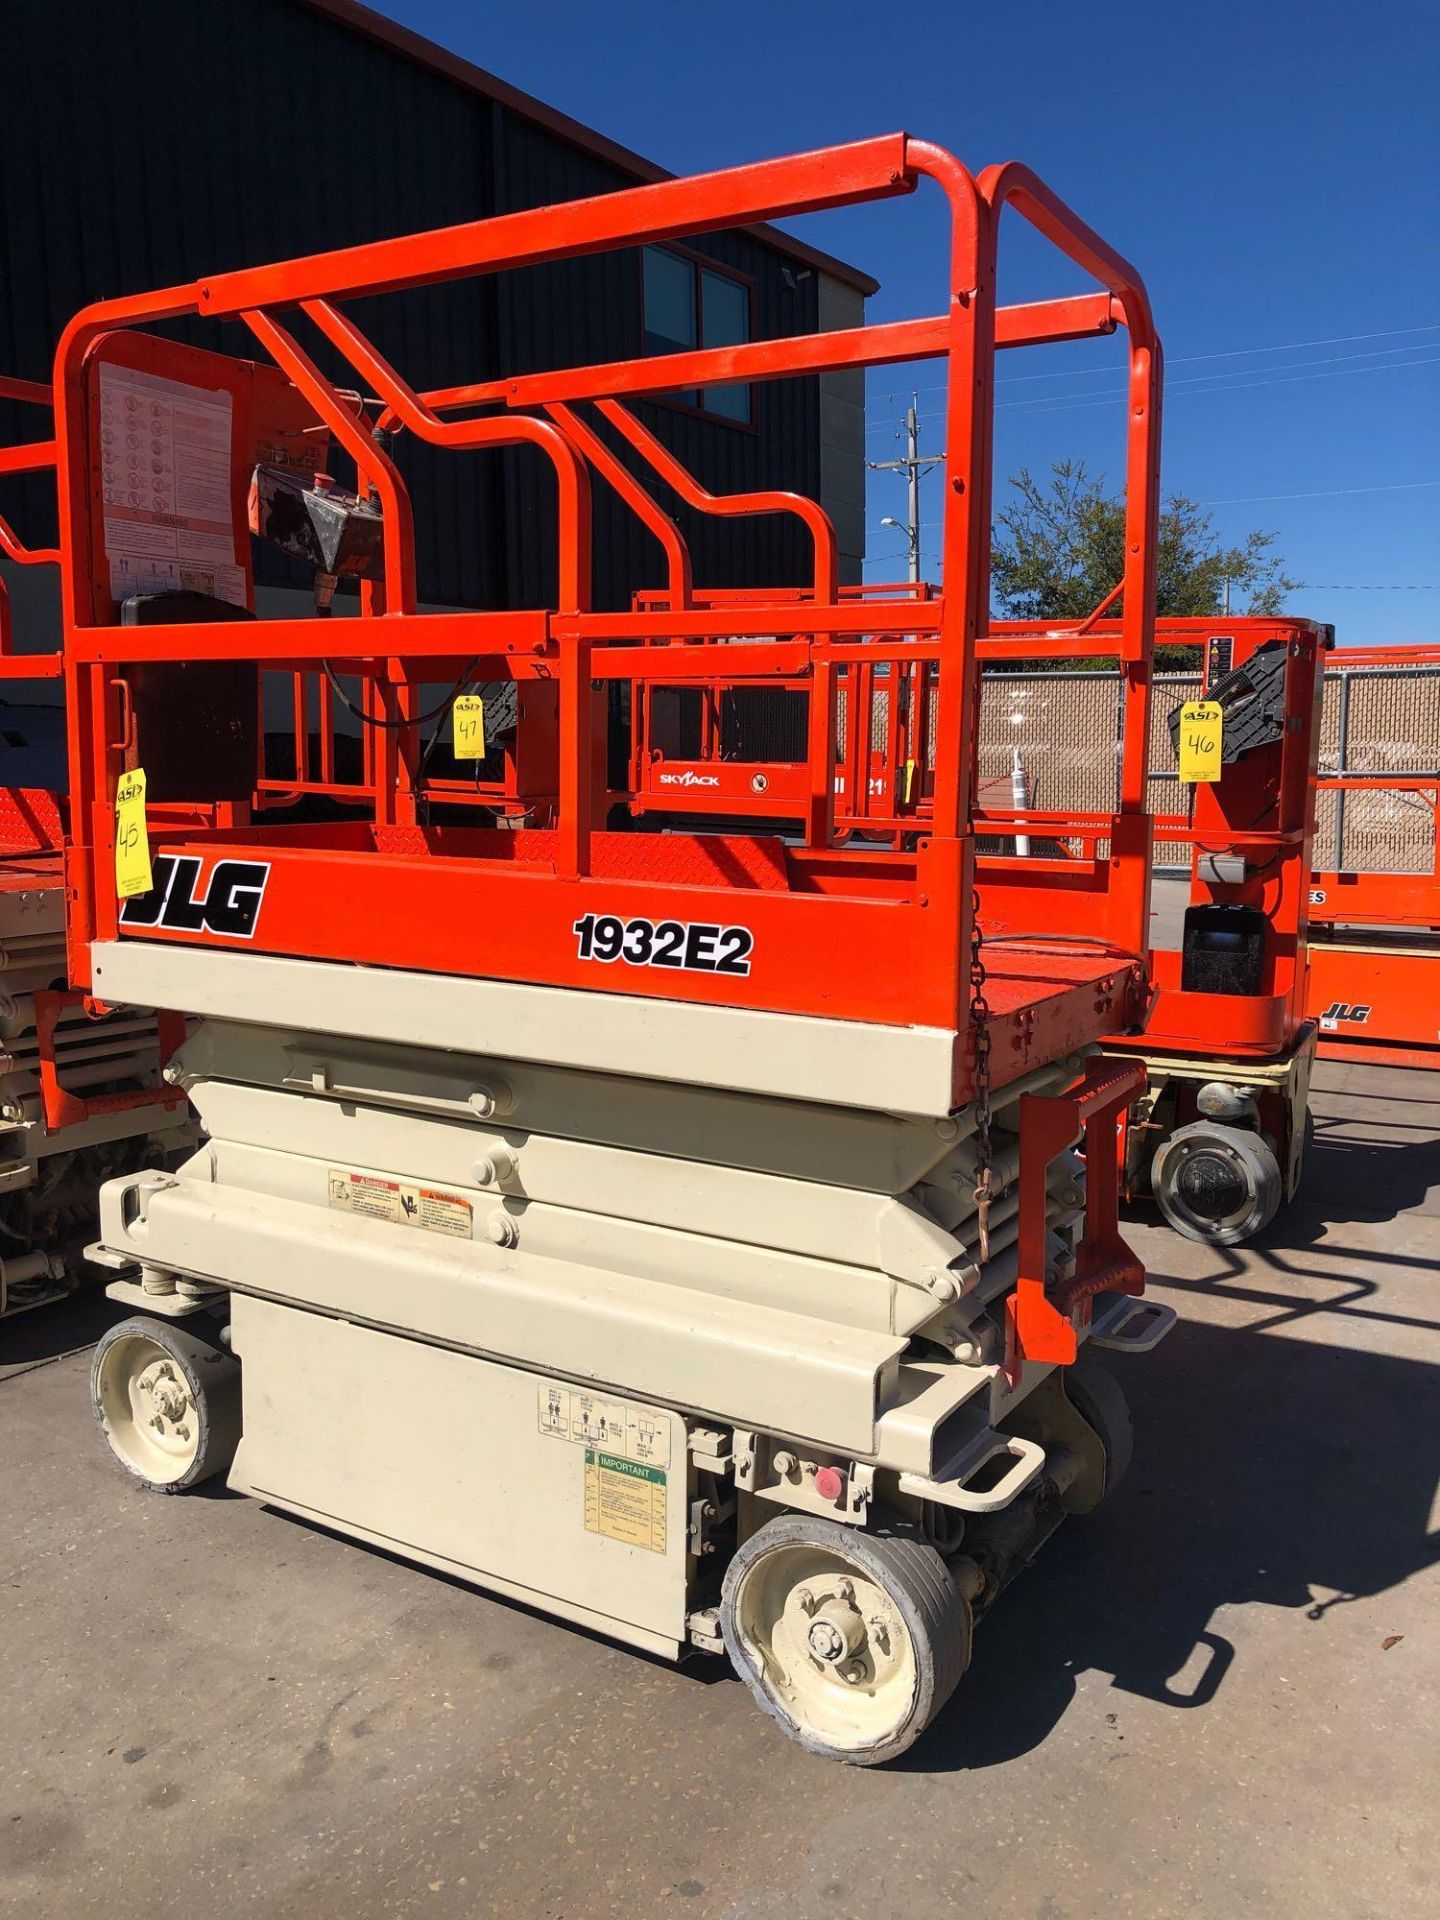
[{"left": 573, "top": 913, "right": 753, "bottom": 976}]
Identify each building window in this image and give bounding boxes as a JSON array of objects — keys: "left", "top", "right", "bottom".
[{"left": 642, "top": 246, "right": 752, "bottom": 424}]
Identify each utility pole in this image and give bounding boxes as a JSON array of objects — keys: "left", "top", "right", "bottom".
[{"left": 870, "top": 393, "right": 941, "bottom": 586}]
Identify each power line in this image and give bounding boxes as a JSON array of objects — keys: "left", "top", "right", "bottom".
[
  {"left": 867, "top": 345, "right": 1440, "bottom": 432},
  {"left": 996, "top": 353, "right": 1440, "bottom": 418},
  {"left": 998, "top": 322, "right": 1440, "bottom": 387},
  {"left": 1199, "top": 479, "right": 1440, "bottom": 506},
  {"left": 871, "top": 321, "right": 1440, "bottom": 405},
  {"left": 1296, "top": 583, "right": 1440, "bottom": 591},
  {"left": 997, "top": 339, "right": 1440, "bottom": 411}
]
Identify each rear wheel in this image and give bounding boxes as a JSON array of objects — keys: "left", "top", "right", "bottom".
[
  {"left": 1064, "top": 1353, "right": 1134, "bottom": 1499},
  {"left": 91, "top": 1315, "right": 240, "bottom": 1492},
  {"left": 1151, "top": 1120, "right": 1282, "bottom": 1245},
  {"left": 721, "top": 1515, "right": 969, "bottom": 1765}
]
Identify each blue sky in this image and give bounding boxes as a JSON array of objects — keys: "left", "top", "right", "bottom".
[{"left": 392, "top": 0, "right": 1436, "bottom": 643}]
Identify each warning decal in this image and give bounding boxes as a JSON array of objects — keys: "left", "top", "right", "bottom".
[
  {"left": 536, "top": 1385, "right": 671, "bottom": 1467},
  {"left": 584, "top": 1450, "right": 668, "bottom": 1554},
  {"left": 98, "top": 362, "right": 247, "bottom": 609},
  {"left": 327, "top": 1169, "right": 473, "bottom": 1239}
]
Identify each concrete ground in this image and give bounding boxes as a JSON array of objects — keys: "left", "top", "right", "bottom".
[{"left": 2, "top": 1056, "right": 1436, "bottom": 1920}]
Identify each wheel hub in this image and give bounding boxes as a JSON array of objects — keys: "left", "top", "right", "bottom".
[
  {"left": 805, "top": 1599, "right": 866, "bottom": 1666},
  {"left": 1174, "top": 1142, "right": 1249, "bottom": 1222},
  {"left": 137, "top": 1360, "right": 193, "bottom": 1441}
]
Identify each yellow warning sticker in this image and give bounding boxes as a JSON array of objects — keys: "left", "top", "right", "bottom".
[
  {"left": 114, "top": 767, "right": 152, "bottom": 899},
  {"left": 327, "top": 1169, "right": 473, "bottom": 1239},
  {"left": 453, "top": 694, "right": 486, "bottom": 761},
  {"left": 1177, "top": 700, "right": 1224, "bottom": 783},
  {"left": 584, "top": 1449, "right": 668, "bottom": 1554}
]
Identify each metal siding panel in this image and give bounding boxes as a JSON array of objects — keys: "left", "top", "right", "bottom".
[{"left": 3, "top": 0, "right": 830, "bottom": 613}]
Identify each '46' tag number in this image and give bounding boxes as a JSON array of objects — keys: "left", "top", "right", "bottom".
[{"left": 574, "top": 913, "right": 754, "bottom": 976}]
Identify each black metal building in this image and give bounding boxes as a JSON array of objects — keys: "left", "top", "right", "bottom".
[{"left": 0, "top": 0, "right": 872, "bottom": 622}]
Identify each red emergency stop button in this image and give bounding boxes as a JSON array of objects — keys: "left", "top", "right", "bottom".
[{"left": 813, "top": 1465, "right": 846, "bottom": 1504}]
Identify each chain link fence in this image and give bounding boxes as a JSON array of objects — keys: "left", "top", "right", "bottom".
[{"left": 980, "top": 659, "right": 1440, "bottom": 874}]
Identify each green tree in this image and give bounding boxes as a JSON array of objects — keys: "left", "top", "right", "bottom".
[{"left": 991, "top": 460, "right": 1299, "bottom": 666}]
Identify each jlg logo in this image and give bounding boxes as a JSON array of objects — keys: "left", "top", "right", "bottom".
[
  {"left": 1318, "top": 1000, "right": 1371, "bottom": 1028},
  {"left": 120, "top": 854, "right": 271, "bottom": 940}
]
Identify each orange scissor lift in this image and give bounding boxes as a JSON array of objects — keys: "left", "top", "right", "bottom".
[
  {"left": 1306, "top": 643, "right": 1440, "bottom": 1070},
  {"left": 63, "top": 137, "right": 1175, "bottom": 1763},
  {"left": 625, "top": 605, "right": 1329, "bottom": 1245},
  {"left": 1105, "top": 619, "right": 1328, "bottom": 1242},
  {"left": 0, "top": 375, "right": 189, "bottom": 1316}
]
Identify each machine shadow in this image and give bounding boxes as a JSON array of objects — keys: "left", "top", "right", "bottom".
[
  {"left": 0, "top": 1289, "right": 129, "bottom": 1373},
  {"left": 904, "top": 1313, "right": 1439, "bottom": 1774},
  {"left": 1268, "top": 1109, "right": 1440, "bottom": 1245}
]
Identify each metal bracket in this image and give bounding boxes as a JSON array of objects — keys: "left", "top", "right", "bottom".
[
  {"left": 898, "top": 1430, "right": 1046, "bottom": 1513},
  {"left": 1089, "top": 1298, "right": 1177, "bottom": 1354},
  {"left": 33, "top": 989, "right": 188, "bottom": 1133},
  {"left": 686, "top": 1606, "right": 724, "bottom": 1655},
  {"left": 1005, "top": 1055, "right": 1146, "bottom": 1383}
]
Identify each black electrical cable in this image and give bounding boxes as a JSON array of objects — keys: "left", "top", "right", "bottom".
[
  {"left": 415, "top": 680, "right": 485, "bottom": 827},
  {"left": 321, "top": 658, "right": 481, "bottom": 732}
]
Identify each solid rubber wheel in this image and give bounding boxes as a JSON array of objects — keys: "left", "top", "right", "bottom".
[
  {"left": 91, "top": 1315, "right": 240, "bottom": 1492},
  {"left": 720, "top": 1515, "right": 970, "bottom": 1765},
  {"left": 1064, "top": 1353, "right": 1134, "bottom": 1500},
  {"left": 1151, "top": 1120, "right": 1282, "bottom": 1245},
  {"left": 1298, "top": 1106, "right": 1317, "bottom": 1188}
]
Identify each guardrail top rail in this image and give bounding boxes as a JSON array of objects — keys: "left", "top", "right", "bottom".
[{"left": 52, "top": 133, "right": 1161, "bottom": 1072}]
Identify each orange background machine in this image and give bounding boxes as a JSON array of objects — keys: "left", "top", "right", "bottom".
[
  {"left": 0, "top": 372, "right": 191, "bottom": 1315},
  {"left": 1306, "top": 643, "right": 1440, "bottom": 1071}
]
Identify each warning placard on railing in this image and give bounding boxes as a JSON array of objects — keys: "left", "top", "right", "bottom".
[{"left": 98, "top": 363, "right": 246, "bottom": 609}]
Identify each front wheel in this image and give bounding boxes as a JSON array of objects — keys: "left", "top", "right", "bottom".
[
  {"left": 91, "top": 1315, "right": 240, "bottom": 1492},
  {"left": 720, "top": 1515, "right": 970, "bottom": 1765}
]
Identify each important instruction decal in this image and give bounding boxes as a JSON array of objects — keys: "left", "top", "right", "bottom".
[
  {"left": 99, "top": 362, "right": 247, "bottom": 609},
  {"left": 584, "top": 1450, "right": 668, "bottom": 1554},
  {"left": 327, "top": 1169, "right": 473, "bottom": 1239}
]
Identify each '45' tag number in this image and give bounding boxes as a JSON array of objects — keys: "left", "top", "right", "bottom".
[{"left": 574, "top": 913, "right": 754, "bottom": 976}]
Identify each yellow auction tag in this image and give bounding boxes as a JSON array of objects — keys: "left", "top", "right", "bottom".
[
  {"left": 902, "top": 758, "right": 917, "bottom": 804},
  {"left": 114, "top": 766, "right": 152, "bottom": 898},
  {"left": 453, "top": 694, "right": 486, "bottom": 761},
  {"left": 1177, "top": 700, "right": 1224, "bottom": 783}
]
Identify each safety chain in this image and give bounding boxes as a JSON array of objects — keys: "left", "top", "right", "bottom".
[{"left": 969, "top": 884, "right": 994, "bottom": 1264}]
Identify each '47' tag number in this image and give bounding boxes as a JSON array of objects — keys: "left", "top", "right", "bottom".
[{"left": 574, "top": 913, "right": 753, "bottom": 976}]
